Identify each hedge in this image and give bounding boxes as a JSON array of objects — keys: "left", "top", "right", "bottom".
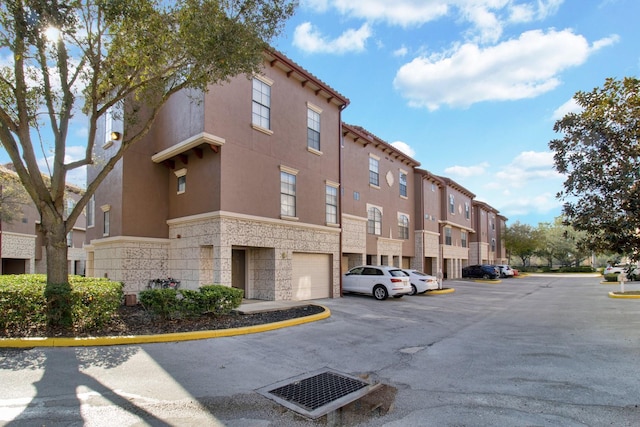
[
  {"left": 0, "top": 275, "right": 123, "bottom": 336},
  {"left": 139, "top": 285, "right": 244, "bottom": 319}
]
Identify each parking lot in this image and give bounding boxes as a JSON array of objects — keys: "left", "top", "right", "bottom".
[{"left": 1, "top": 274, "right": 640, "bottom": 426}]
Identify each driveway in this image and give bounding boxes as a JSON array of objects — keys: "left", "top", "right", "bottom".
[{"left": 1, "top": 275, "right": 639, "bottom": 426}]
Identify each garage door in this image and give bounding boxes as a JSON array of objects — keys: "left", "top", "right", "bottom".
[{"left": 292, "top": 253, "right": 331, "bottom": 300}]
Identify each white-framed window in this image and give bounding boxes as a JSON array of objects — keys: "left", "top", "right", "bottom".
[
  {"left": 445, "top": 227, "right": 452, "bottom": 245},
  {"left": 280, "top": 166, "right": 298, "bottom": 218},
  {"left": 175, "top": 168, "right": 187, "bottom": 194},
  {"left": 252, "top": 76, "right": 272, "bottom": 131},
  {"left": 465, "top": 202, "right": 470, "bottom": 219},
  {"left": 105, "top": 106, "right": 114, "bottom": 145},
  {"left": 86, "top": 195, "right": 95, "bottom": 228},
  {"left": 398, "top": 214, "right": 409, "bottom": 239},
  {"left": 369, "top": 156, "right": 379, "bottom": 187},
  {"left": 66, "top": 198, "right": 75, "bottom": 217},
  {"left": 399, "top": 171, "right": 407, "bottom": 197},
  {"left": 449, "top": 194, "right": 455, "bottom": 214},
  {"left": 101, "top": 204, "right": 111, "bottom": 237},
  {"left": 66, "top": 230, "right": 73, "bottom": 248},
  {"left": 491, "top": 238, "right": 496, "bottom": 252},
  {"left": 461, "top": 230, "right": 467, "bottom": 248},
  {"left": 325, "top": 182, "right": 338, "bottom": 225},
  {"left": 307, "top": 104, "right": 321, "bottom": 152},
  {"left": 367, "top": 205, "right": 382, "bottom": 235}
]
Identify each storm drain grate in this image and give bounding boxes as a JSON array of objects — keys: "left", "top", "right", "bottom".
[{"left": 258, "top": 369, "right": 373, "bottom": 419}]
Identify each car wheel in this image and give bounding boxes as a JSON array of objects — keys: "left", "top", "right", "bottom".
[
  {"left": 373, "top": 285, "right": 388, "bottom": 300},
  {"left": 482, "top": 274, "right": 490, "bottom": 279},
  {"left": 408, "top": 284, "right": 417, "bottom": 296}
]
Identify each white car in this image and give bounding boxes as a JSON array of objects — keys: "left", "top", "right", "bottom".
[
  {"left": 496, "top": 265, "right": 515, "bottom": 278},
  {"left": 342, "top": 265, "right": 411, "bottom": 300},
  {"left": 402, "top": 269, "right": 439, "bottom": 295}
]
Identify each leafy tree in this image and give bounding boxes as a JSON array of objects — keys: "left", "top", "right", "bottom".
[
  {"left": 0, "top": 167, "right": 29, "bottom": 223},
  {"left": 550, "top": 77, "right": 640, "bottom": 261},
  {"left": 0, "top": 0, "right": 296, "bottom": 286},
  {"left": 504, "top": 221, "right": 539, "bottom": 267}
]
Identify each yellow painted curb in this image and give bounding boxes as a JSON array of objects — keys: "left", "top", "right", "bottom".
[
  {"left": 600, "top": 281, "right": 620, "bottom": 285},
  {"left": 608, "top": 292, "right": 640, "bottom": 299},
  {"left": 474, "top": 279, "right": 502, "bottom": 284},
  {"left": 426, "top": 288, "right": 455, "bottom": 295},
  {"left": 0, "top": 305, "right": 331, "bottom": 348}
]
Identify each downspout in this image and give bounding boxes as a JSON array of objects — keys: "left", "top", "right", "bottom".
[{"left": 338, "top": 108, "right": 345, "bottom": 297}]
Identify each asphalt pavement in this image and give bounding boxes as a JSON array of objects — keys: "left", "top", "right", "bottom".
[{"left": 1, "top": 274, "right": 639, "bottom": 426}]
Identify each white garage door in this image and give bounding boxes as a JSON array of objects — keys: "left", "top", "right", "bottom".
[{"left": 291, "top": 253, "right": 331, "bottom": 300}]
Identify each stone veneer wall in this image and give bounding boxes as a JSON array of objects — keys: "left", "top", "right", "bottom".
[
  {"left": 341, "top": 214, "right": 366, "bottom": 254},
  {"left": 85, "top": 237, "right": 170, "bottom": 293},
  {"left": 1, "top": 232, "right": 36, "bottom": 273},
  {"left": 442, "top": 244, "right": 470, "bottom": 279},
  {"left": 376, "top": 236, "right": 403, "bottom": 266},
  {"left": 469, "top": 242, "right": 489, "bottom": 265},
  {"left": 167, "top": 211, "right": 341, "bottom": 301},
  {"left": 412, "top": 230, "right": 440, "bottom": 271}
]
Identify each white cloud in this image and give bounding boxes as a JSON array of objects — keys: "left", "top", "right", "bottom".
[
  {"left": 552, "top": 97, "right": 581, "bottom": 120},
  {"left": 393, "top": 29, "right": 609, "bottom": 110},
  {"left": 444, "top": 162, "right": 489, "bottom": 178},
  {"left": 393, "top": 45, "right": 409, "bottom": 57},
  {"left": 293, "top": 22, "right": 372, "bottom": 54},
  {"left": 391, "top": 141, "right": 416, "bottom": 158},
  {"left": 302, "top": 1, "right": 564, "bottom": 43}
]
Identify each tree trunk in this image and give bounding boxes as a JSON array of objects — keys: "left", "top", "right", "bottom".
[{"left": 40, "top": 210, "right": 71, "bottom": 327}]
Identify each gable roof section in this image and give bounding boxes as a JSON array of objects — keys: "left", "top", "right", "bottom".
[
  {"left": 264, "top": 50, "right": 350, "bottom": 110},
  {"left": 342, "top": 123, "right": 420, "bottom": 168}
]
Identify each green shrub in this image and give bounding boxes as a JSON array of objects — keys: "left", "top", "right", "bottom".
[
  {"left": 139, "top": 285, "right": 244, "bottom": 319},
  {"left": 139, "top": 288, "right": 180, "bottom": 319},
  {"left": 0, "top": 275, "right": 123, "bottom": 336},
  {"left": 558, "top": 266, "right": 596, "bottom": 273}
]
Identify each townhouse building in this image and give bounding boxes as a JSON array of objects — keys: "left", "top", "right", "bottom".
[
  {"left": 341, "top": 124, "right": 419, "bottom": 272},
  {"left": 83, "top": 48, "right": 508, "bottom": 300},
  {"left": 0, "top": 164, "right": 86, "bottom": 276},
  {"left": 85, "top": 50, "right": 349, "bottom": 300},
  {"left": 468, "top": 202, "right": 508, "bottom": 266}
]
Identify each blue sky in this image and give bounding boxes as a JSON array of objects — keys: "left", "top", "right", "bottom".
[
  {"left": 270, "top": 0, "right": 640, "bottom": 226},
  {"left": 1, "top": 0, "right": 638, "bottom": 227}
]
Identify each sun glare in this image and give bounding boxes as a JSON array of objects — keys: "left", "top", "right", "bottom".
[{"left": 44, "top": 26, "right": 61, "bottom": 42}]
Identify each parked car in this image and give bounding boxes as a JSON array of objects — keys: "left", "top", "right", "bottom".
[
  {"left": 343, "top": 265, "right": 411, "bottom": 300},
  {"left": 496, "top": 265, "right": 515, "bottom": 278},
  {"left": 462, "top": 264, "right": 499, "bottom": 280},
  {"left": 604, "top": 264, "right": 640, "bottom": 280},
  {"left": 402, "top": 269, "right": 439, "bottom": 295}
]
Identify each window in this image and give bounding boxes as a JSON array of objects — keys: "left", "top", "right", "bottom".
[
  {"left": 491, "top": 238, "right": 496, "bottom": 252},
  {"left": 105, "top": 106, "right": 113, "bottom": 144},
  {"left": 175, "top": 168, "right": 187, "bottom": 194},
  {"left": 398, "top": 214, "right": 409, "bottom": 239},
  {"left": 445, "top": 227, "right": 452, "bottom": 245},
  {"left": 87, "top": 195, "right": 95, "bottom": 228},
  {"left": 66, "top": 199, "right": 75, "bottom": 216},
  {"left": 66, "top": 230, "right": 73, "bottom": 248},
  {"left": 431, "top": 183, "right": 436, "bottom": 192},
  {"left": 252, "top": 77, "right": 271, "bottom": 130},
  {"left": 101, "top": 205, "right": 111, "bottom": 237},
  {"left": 280, "top": 169, "right": 297, "bottom": 218},
  {"left": 367, "top": 206, "right": 382, "bottom": 235},
  {"left": 449, "top": 194, "right": 455, "bottom": 214},
  {"left": 353, "top": 191, "right": 360, "bottom": 201},
  {"left": 325, "top": 183, "right": 338, "bottom": 224},
  {"left": 465, "top": 202, "right": 470, "bottom": 219},
  {"left": 461, "top": 230, "right": 467, "bottom": 248},
  {"left": 307, "top": 106, "right": 321, "bottom": 151},
  {"left": 399, "top": 172, "right": 407, "bottom": 197},
  {"left": 369, "top": 157, "right": 379, "bottom": 186}
]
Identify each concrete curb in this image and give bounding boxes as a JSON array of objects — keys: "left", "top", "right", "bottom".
[
  {"left": 426, "top": 288, "right": 455, "bottom": 295},
  {"left": 0, "top": 305, "right": 331, "bottom": 348},
  {"left": 473, "top": 279, "right": 502, "bottom": 284},
  {"left": 608, "top": 292, "right": 640, "bottom": 299}
]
